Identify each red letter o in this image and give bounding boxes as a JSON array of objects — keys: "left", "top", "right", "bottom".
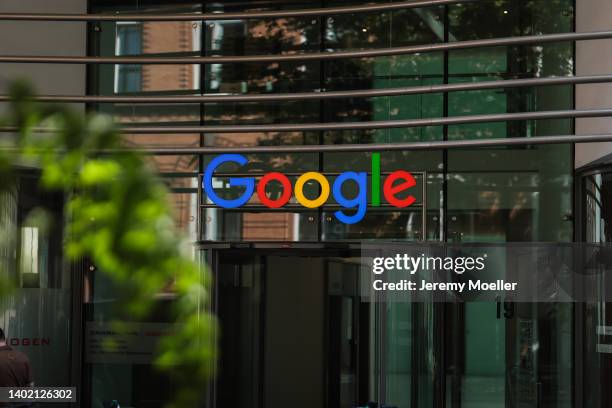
[{"left": 257, "top": 173, "right": 292, "bottom": 208}]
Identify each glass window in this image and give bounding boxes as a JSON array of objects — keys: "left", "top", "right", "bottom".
[
  {"left": 0, "top": 173, "right": 73, "bottom": 394},
  {"left": 445, "top": 2, "right": 573, "bottom": 408},
  {"left": 115, "top": 23, "right": 143, "bottom": 93},
  {"left": 582, "top": 171, "right": 612, "bottom": 408}
]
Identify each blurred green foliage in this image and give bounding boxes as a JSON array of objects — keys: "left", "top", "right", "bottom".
[{"left": 0, "top": 81, "right": 216, "bottom": 407}]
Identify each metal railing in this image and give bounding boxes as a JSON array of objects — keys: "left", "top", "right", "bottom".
[
  {"left": 0, "top": 31, "right": 603, "bottom": 64},
  {"left": 0, "top": 75, "right": 608, "bottom": 104},
  {"left": 0, "top": 108, "right": 607, "bottom": 135},
  {"left": 0, "top": 0, "right": 475, "bottom": 21},
  {"left": 0, "top": 1, "right": 608, "bottom": 152},
  {"left": 110, "top": 134, "right": 612, "bottom": 155},
  {"left": 4, "top": 133, "right": 612, "bottom": 155}
]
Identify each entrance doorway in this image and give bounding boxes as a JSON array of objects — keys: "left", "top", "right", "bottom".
[
  {"left": 201, "top": 244, "right": 572, "bottom": 408},
  {"left": 206, "top": 246, "right": 368, "bottom": 407}
]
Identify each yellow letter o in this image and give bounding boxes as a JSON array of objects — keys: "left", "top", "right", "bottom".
[{"left": 294, "top": 172, "right": 330, "bottom": 208}]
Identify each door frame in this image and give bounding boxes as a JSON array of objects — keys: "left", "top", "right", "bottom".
[
  {"left": 197, "top": 241, "right": 377, "bottom": 408},
  {"left": 197, "top": 241, "right": 449, "bottom": 408}
]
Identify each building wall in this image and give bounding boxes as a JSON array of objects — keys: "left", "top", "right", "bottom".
[
  {"left": 0, "top": 0, "right": 86, "bottom": 100},
  {"left": 575, "top": 0, "right": 612, "bottom": 168}
]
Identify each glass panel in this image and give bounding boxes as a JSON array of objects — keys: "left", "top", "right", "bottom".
[
  {"left": 115, "top": 23, "right": 142, "bottom": 93},
  {"left": 84, "top": 272, "right": 186, "bottom": 407},
  {"left": 383, "top": 302, "right": 436, "bottom": 408},
  {"left": 213, "top": 251, "right": 367, "bottom": 408},
  {"left": 199, "top": 0, "right": 445, "bottom": 243},
  {"left": 583, "top": 173, "right": 612, "bottom": 408},
  {"left": 446, "top": 2, "right": 573, "bottom": 408},
  {"left": 201, "top": 209, "right": 319, "bottom": 242},
  {"left": 87, "top": 5, "right": 206, "bottom": 407},
  {"left": 92, "top": 3, "right": 203, "bottom": 149},
  {"left": 0, "top": 173, "right": 72, "bottom": 393},
  {"left": 215, "top": 253, "right": 263, "bottom": 407}
]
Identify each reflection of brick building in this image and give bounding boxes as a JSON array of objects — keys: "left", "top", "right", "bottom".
[
  {"left": 142, "top": 22, "right": 196, "bottom": 91},
  {"left": 116, "top": 22, "right": 295, "bottom": 240},
  {"left": 242, "top": 213, "right": 295, "bottom": 240},
  {"left": 205, "top": 133, "right": 301, "bottom": 241},
  {"left": 116, "top": 22, "right": 199, "bottom": 233}
]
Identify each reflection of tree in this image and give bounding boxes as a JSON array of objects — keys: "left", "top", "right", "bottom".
[
  {"left": 448, "top": 0, "right": 574, "bottom": 139},
  {"left": 204, "top": 6, "right": 445, "bottom": 174},
  {"left": 203, "top": 2, "right": 574, "bottom": 240},
  {"left": 449, "top": 0, "right": 573, "bottom": 40}
]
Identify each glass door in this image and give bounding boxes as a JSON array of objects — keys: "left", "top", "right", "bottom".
[
  {"left": 581, "top": 171, "right": 612, "bottom": 408},
  {"left": 202, "top": 245, "right": 438, "bottom": 408},
  {"left": 201, "top": 246, "right": 572, "bottom": 408},
  {"left": 380, "top": 302, "right": 437, "bottom": 408},
  {"left": 206, "top": 247, "right": 363, "bottom": 408}
]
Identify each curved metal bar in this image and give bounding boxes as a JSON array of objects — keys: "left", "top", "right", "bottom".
[
  {"left": 0, "top": 75, "right": 608, "bottom": 104},
  {"left": 1, "top": 108, "right": 611, "bottom": 134},
  {"left": 120, "top": 133, "right": 612, "bottom": 154},
  {"left": 0, "top": 0, "right": 474, "bottom": 21},
  {"left": 0, "top": 30, "right": 604, "bottom": 65},
  {"left": 3, "top": 133, "right": 612, "bottom": 155},
  {"left": 109, "top": 108, "right": 612, "bottom": 133}
]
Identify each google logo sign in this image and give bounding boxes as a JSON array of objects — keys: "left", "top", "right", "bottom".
[{"left": 203, "top": 153, "right": 418, "bottom": 224}]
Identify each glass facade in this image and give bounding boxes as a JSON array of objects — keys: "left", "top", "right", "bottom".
[
  {"left": 581, "top": 169, "right": 612, "bottom": 408},
  {"left": 82, "top": 0, "right": 578, "bottom": 407},
  {"left": 0, "top": 173, "right": 75, "bottom": 397}
]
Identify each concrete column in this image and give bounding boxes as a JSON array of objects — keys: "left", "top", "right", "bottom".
[
  {"left": 575, "top": 0, "right": 612, "bottom": 168},
  {"left": 0, "top": 0, "right": 86, "bottom": 99}
]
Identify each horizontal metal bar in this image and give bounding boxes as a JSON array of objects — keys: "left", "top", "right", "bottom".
[
  {"left": 205, "top": 172, "right": 426, "bottom": 177},
  {"left": 0, "top": 30, "right": 602, "bottom": 65},
  {"left": 0, "top": 75, "right": 605, "bottom": 104},
  {"left": 0, "top": 107, "right": 609, "bottom": 134},
  {"left": 3, "top": 135, "right": 612, "bottom": 156},
  {"left": 112, "top": 133, "right": 612, "bottom": 154},
  {"left": 172, "top": 169, "right": 534, "bottom": 175},
  {"left": 199, "top": 204, "right": 424, "bottom": 209},
  {"left": 0, "top": 0, "right": 473, "bottom": 21},
  {"left": 91, "top": 108, "right": 612, "bottom": 133}
]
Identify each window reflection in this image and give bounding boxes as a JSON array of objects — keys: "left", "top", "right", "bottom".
[
  {"left": 583, "top": 171, "right": 612, "bottom": 408},
  {"left": 88, "top": 1, "right": 576, "bottom": 406},
  {"left": 115, "top": 22, "right": 142, "bottom": 93},
  {"left": 0, "top": 173, "right": 72, "bottom": 392}
]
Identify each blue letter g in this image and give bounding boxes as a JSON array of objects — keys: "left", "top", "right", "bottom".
[
  {"left": 203, "top": 154, "right": 254, "bottom": 208},
  {"left": 332, "top": 171, "right": 367, "bottom": 224}
]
